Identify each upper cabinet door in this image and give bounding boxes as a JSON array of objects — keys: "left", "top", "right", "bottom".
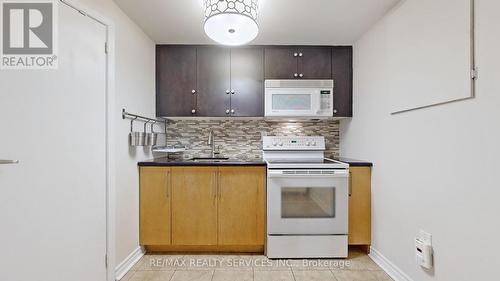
[
  {"left": 297, "top": 47, "right": 332, "bottom": 79},
  {"left": 156, "top": 46, "right": 197, "bottom": 117},
  {"left": 230, "top": 47, "right": 264, "bottom": 117},
  {"left": 264, "top": 47, "right": 298, "bottom": 79},
  {"left": 332, "top": 46, "right": 353, "bottom": 117},
  {"left": 197, "top": 47, "right": 231, "bottom": 117}
]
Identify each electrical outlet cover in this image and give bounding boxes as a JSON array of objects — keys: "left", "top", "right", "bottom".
[{"left": 419, "top": 230, "right": 432, "bottom": 245}]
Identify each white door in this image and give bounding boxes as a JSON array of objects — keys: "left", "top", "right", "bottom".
[
  {"left": 267, "top": 170, "right": 349, "bottom": 235},
  {"left": 0, "top": 3, "right": 107, "bottom": 281}
]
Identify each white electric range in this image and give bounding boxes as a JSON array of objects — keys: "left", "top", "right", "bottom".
[{"left": 263, "top": 136, "right": 349, "bottom": 258}]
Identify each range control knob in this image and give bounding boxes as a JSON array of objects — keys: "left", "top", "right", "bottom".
[
  {"left": 278, "top": 142, "right": 283, "bottom": 146},
  {"left": 312, "top": 141, "right": 317, "bottom": 146},
  {"left": 306, "top": 142, "right": 310, "bottom": 146},
  {"left": 272, "top": 142, "right": 277, "bottom": 146}
]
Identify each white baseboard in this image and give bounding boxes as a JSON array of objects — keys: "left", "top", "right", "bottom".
[
  {"left": 115, "top": 246, "right": 144, "bottom": 281},
  {"left": 369, "top": 247, "right": 413, "bottom": 281}
]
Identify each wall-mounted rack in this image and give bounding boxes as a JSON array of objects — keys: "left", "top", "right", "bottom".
[{"left": 122, "top": 108, "right": 167, "bottom": 132}]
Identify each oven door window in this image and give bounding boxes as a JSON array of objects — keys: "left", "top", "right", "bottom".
[{"left": 281, "top": 187, "right": 335, "bottom": 218}]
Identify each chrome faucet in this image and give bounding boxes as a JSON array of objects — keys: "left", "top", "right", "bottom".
[{"left": 207, "top": 130, "right": 217, "bottom": 158}]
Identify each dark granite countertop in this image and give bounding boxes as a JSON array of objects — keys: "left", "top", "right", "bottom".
[
  {"left": 335, "top": 157, "right": 373, "bottom": 167},
  {"left": 138, "top": 157, "right": 266, "bottom": 167}
]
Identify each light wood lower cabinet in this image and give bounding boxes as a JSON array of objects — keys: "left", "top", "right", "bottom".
[
  {"left": 171, "top": 167, "right": 218, "bottom": 245},
  {"left": 348, "top": 167, "right": 372, "bottom": 246},
  {"left": 139, "top": 166, "right": 266, "bottom": 252},
  {"left": 139, "top": 167, "right": 171, "bottom": 245},
  {"left": 218, "top": 167, "right": 266, "bottom": 246}
]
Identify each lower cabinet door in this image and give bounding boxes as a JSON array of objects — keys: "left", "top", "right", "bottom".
[
  {"left": 348, "top": 167, "right": 372, "bottom": 245},
  {"left": 171, "top": 167, "right": 218, "bottom": 245},
  {"left": 140, "top": 167, "right": 171, "bottom": 245},
  {"left": 218, "top": 167, "right": 266, "bottom": 246}
]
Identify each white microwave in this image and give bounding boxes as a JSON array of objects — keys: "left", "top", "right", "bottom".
[{"left": 265, "top": 80, "right": 334, "bottom": 119}]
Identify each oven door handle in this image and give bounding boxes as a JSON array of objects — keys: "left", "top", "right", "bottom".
[{"left": 267, "top": 171, "right": 349, "bottom": 178}]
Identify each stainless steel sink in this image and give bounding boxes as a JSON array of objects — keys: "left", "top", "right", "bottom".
[{"left": 190, "top": 157, "right": 230, "bottom": 162}]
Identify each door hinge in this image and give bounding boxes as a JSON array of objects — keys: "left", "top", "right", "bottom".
[
  {"left": 105, "top": 253, "right": 108, "bottom": 268},
  {"left": 471, "top": 67, "right": 478, "bottom": 80},
  {"left": 104, "top": 42, "right": 108, "bottom": 54}
]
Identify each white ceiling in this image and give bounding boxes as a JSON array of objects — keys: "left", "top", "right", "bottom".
[{"left": 113, "top": 0, "right": 400, "bottom": 45}]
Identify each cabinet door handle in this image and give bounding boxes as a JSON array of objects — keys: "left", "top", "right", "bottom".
[
  {"left": 230, "top": 109, "right": 235, "bottom": 114},
  {"left": 299, "top": 52, "right": 303, "bottom": 57},
  {"left": 230, "top": 90, "right": 235, "bottom": 94},
  {"left": 225, "top": 109, "right": 230, "bottom": 114},
  {"left": 299, "top": 73, "right": 304, "bottom": 78},
  {"left": 226, "top": 90, "right": 230, "bottom": 94},
  {"left": 348, "top": 171, "right": 352, "bottom": 196},
  {"left": 293, "top": 52, "right": 298, "bottom": 57},
  {"left": 191, "top": 109, "right": 196, "bottom": 114},
  {"left": 213, "top": 171, "right": 217, "bottom": 201},
  {"left": 294, "top": 73, "right": 298, "bottom": 78},
  {"left": 166, "top": 171, "right": 170, "bottom": 198},
  {"left": 0, "top": 159, "right": 19, "bottom": 165},
  {"left": 218, "top": 170, "right": 222, "bottom": 200},
  {"left": 191, "top": 89, "right": 196, "bottom": 94}
]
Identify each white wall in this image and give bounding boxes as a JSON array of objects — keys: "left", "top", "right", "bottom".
[
  {"left": 340, "top": 0, "right": 500, "bottom": 280},
  {"left": 77, "top": 0, "right": 155, "bottom": 271}
]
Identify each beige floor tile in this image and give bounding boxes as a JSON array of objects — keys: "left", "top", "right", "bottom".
[
  {"left": 348, "top": 256, "right": 380, "bottom": 271},
  {"left": 329, "top": 259, "right": 354, "bottom": 271},
  {"left": 254, "top": 260, "right": 291, "bottom": 271},
  {"left": 132, "top": 257, "right": 146, "bottom": 271},
  {"left": 119, "top": 270, "right": 136, "bottom": 281},
  {"left": 212, "top": 270, "right": 253, "bottom": 281},
  {"left": 371, "top": 270, "right": 394, "bottom": 281},
  {"left": 216, "top": 255, "right": 253, "bottom": 270},
  {"left": 254, "top": 270, "right": 294, "bottom": 281},
  {"left": 292, "top": 270, "right": 336, "bottom": 281},
  {"left": 178, "top": 255, "right": 224, "bottom": 270},
  {"left": 245, "top": 256, "right": 291, "bottom": 271},
  {"left": 288, "top": 259, "right": 336, "bottom": 271},
  {"left": 170, "top": 270, "right": 214, "bottom": 281},
  {"left": 141, "top": 255, "right": 185, "bottom": 271},
  {"left": 129, "top": 271, "right": 175, "bottom": 281},
  {"left": 332, "top": 270, "right": 378, "bottom": 281}
]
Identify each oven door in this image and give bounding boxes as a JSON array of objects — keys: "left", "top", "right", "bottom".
[
  {"left": 265, "top": 88, "right": 320, "bottom": 117},
  {"left": 267, "top": 169, "right": 348, "bottom": 235}
]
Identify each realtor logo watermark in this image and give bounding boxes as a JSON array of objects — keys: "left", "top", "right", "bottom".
[{"left": 1, "top": 0, "right": 58, "bottom": 69}]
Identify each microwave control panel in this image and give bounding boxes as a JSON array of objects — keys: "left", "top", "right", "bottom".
[
  {"left": 320, "top": 90, "right": 332, "bottom": 110},
  {"left": 263, "top": 136, "right": 326, "bottom": 150}
]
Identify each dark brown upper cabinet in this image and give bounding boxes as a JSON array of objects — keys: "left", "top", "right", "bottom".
[
  {"left": 264, "top": 47, "right": 298, "bottom": 79},
  {"left": 156, "top": 46, "right": 197, "bottom": 117},
  {"left": 332, "top": 46, "right": 353, "bottom": 117},
  {"left": 264, "top": 46, "right": 332, "bottom": 80},
  {"left": 156, "top": 45, "right": 351, "bottom": 118},
  {"left": 297, "top": 47, "right": 332, "bottom": 79},
  {"left": 196, "top": 47, "right": 231, "bottom": 117},
  {"left": 229, "top": 47, "right": 264, "bottom": 117}
]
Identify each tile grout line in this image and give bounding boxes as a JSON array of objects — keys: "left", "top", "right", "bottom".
[
  {"left": 290, "top": 266, "right": 298, "bottom": 281},
  {"left": 167, "top": 269, "right": 175, "bottom": 281},
  {"left": 329, "top": 268, "right": 340, "bottom": 281}
]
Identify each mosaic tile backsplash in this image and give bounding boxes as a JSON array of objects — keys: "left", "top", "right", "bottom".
[{"left": 159, "top": 120, "right": 340, "bottom": 160}]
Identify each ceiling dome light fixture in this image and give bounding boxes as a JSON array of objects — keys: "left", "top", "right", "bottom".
[{"left": 203, "top": 0, "right": 259, "bottom": 46}]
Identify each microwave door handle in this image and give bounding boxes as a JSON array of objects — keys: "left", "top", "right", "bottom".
[{"left": 313, "top": 92, "right": 322, "bottom": 114}]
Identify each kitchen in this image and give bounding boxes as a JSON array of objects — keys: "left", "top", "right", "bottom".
[{"left": 0, "top": 0, "right": 499, "bottom": 281}]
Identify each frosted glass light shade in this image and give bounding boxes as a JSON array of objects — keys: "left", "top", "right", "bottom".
[{"left": 203, "top": 0, "right": 259, "bottom": 46}]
